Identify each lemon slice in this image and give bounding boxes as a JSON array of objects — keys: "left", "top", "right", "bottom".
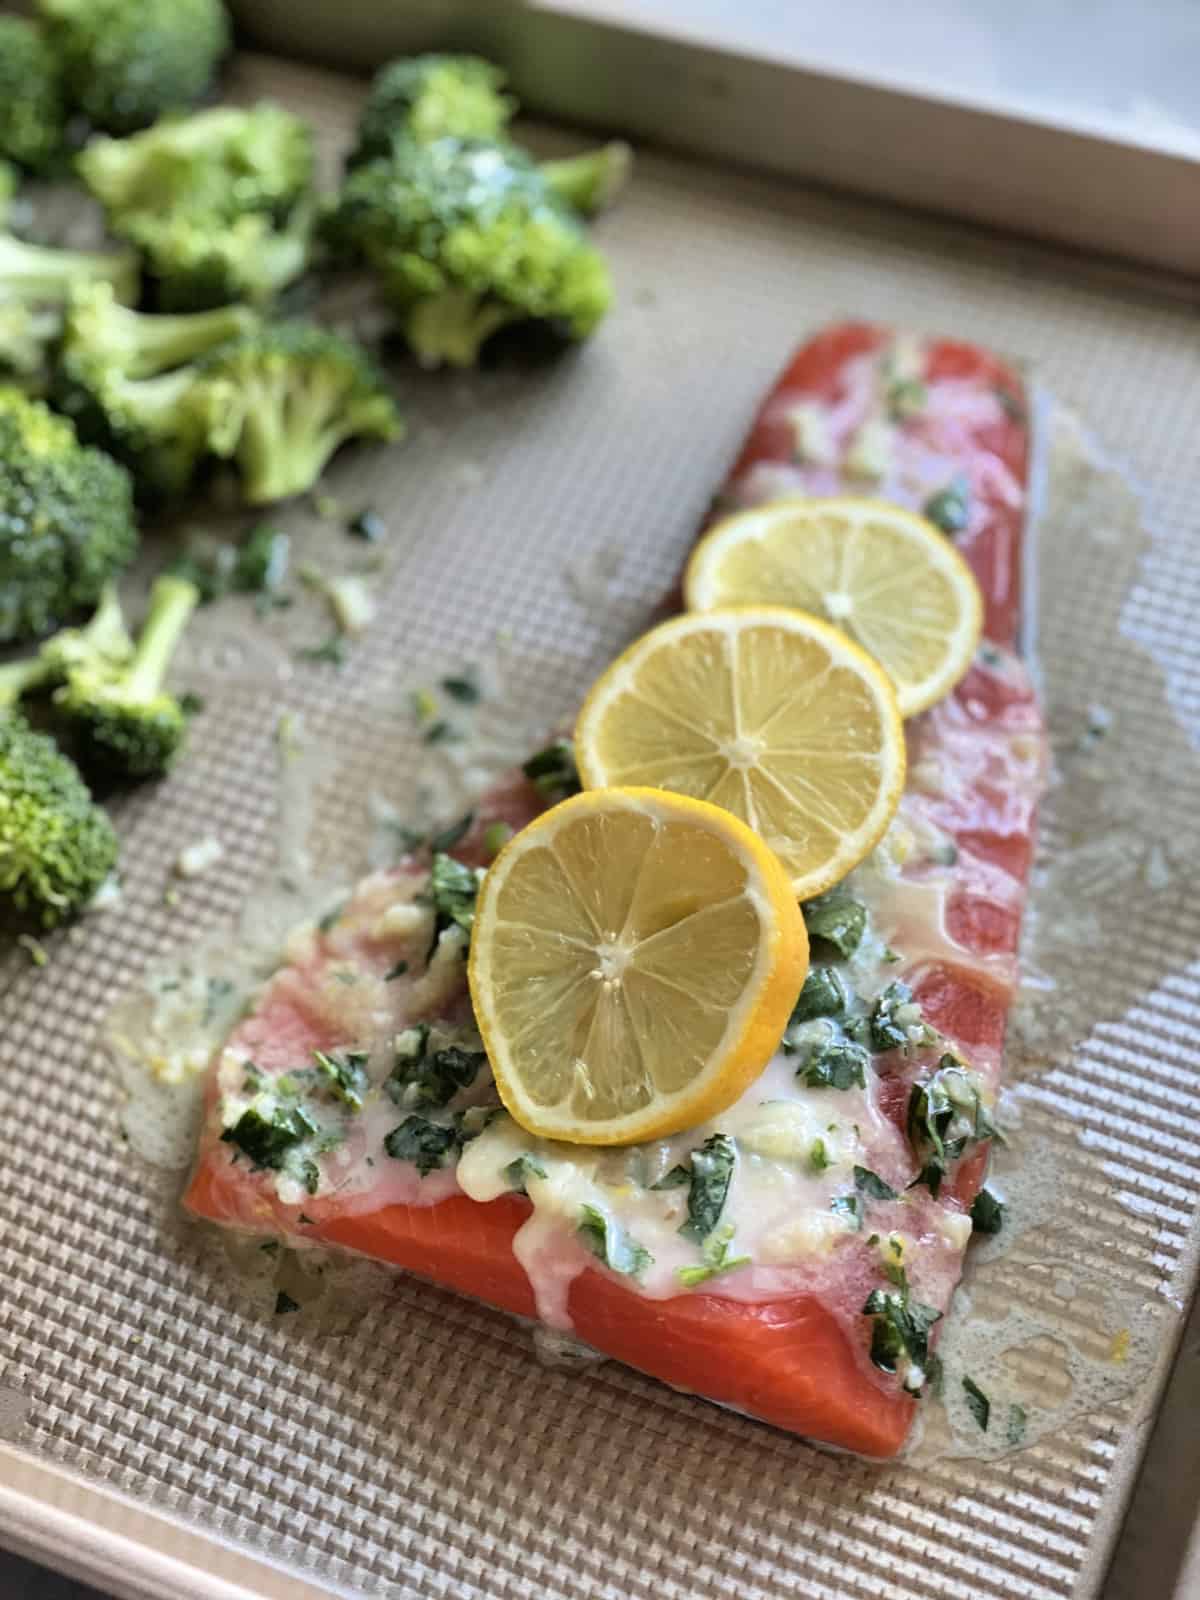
[
  {"left": 685, "top": 497, "right": 983, "bottom": 716},
  {"left": 469, "top": 787, "right": 807, "bottom": 1145},
  {"left": 574, "top": 607, "right": 905, "bottom": 900}
]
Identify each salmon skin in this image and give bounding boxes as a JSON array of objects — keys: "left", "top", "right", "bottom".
[{"left": 184, "top": 323, "right": 1042, "bottom": 1458}]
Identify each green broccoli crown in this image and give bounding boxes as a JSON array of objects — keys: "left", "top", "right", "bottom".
[
  {"left": 120, "top": 206, "right": 312, "bottom": 312},
  {"left": 350, "top": 54, "right": 515, "bottom": 166},
  {"left": 0, "top": 387, "right": 137, "bottom": 644},
  {"left": 79, "top": 103, "right": 314, "bottom": 222},
  {"left": 327, "top": 139, "right": 613, "bottom": 367},
  {"left": 194, "top": 321, "right": 403, "bottom": 504},
  {"left": 55, "top": 573, "right": 199, "bottom": 781},
  {"left": 0, "top": 17, "right": 67, "bottom": 173},
  {"left": 0, "top": 713, "right": 118, "bottom": 925},
  {"left": 37, "top": 0, "right": 230, "bottom": 136}
]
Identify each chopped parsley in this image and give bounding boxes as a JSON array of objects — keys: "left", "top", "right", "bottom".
[
  {"left": 790, "top": 965, "right": 852, "bottom": 1024},
  {"left": 383, "top": 1115, "right": 460, "bottom": 1175},
  {"left": 798, "top": 1036, "right": 868, "bottom": 1091},
  {"left": 221, "top": 1101, "right": 318, "bottom": 1170},
  {"left": 854, "top": 1165, "right": 899, "bottom": 1203},
  {"left": 522, "top": 740, "right": 580, "bottom": 804},
  {"left": 802, "top": 893, "right": 867, "bottom": 958},
  {"left": 907, "top": 1058, "right": 1002, "bottom": 1198},
  {"left": 317, "top": 900, "right": 346, "bottom": 933},
  {"left": 384, "top": 960, "right": 409, "bottom": 981},
  {"left": 504, "top": 1154, "right": 548, "bottom": 1194},
  {"left": 887, "top": 377, "right": 927, "bottom": 421},
  {"left": 482, "top": 821, "right": 513, "bottom": 857},
  {"left": 869, "top": 981, "right": 924, "bottom": 1053},
  {"left": 808, "top": 1139, "right": 831, "bottom": 1174},
  {"left": 862, "top": 1284, "right": 943, "bottom": 1394},
  {"left": 387, "top": 1033, "right": 484, "bottom": 1110},
  {"left": 423, "top": 719, "right": 459, "bottom": 745},
  {"left": 440, "top": 670, "right": 480, "bottom": 705},
  {"left": 1006, "top": 1403, "right": 1027, "bottom": 1445},
  {"left": 274, "top": 1290, "right": 301, "bottom": 1315},
  {"left": 312, "top": 1049, "right": 369, "bottom": 1112},
  {"left": 923, "top": 477, "right": 971, "bottom": 537},
  {"left": 678, "top": 1133, "right": 737, "bottom": 1243},
  {"left": 677, "top": 1222, "right": 750, "bottom": 1287},
  {"left": 962, "top": 1375, "right": 990, "bottom": 1431},
  {"left": 578, "top": 1204, "right": 652, "bottom": 1278},
  {"left": 650, "top": 1164, "right": 691, "bottom": 1190},
  {"left": 970, "top": 1186, "right": 1006, "bottom": 1236},
  {"left": 426, "top": 853, "right": 483, "bottom": 946}
]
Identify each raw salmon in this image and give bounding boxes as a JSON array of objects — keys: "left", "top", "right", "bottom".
[{"left": 184, "top": 324, "right": 1042, "bottom": 1457}]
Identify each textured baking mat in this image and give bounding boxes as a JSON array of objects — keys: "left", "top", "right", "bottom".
[{"left": 2, "top": 52, "right": 1200, "bottom": 1600}]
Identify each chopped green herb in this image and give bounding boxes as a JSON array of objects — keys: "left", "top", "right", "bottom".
[
  {"left": 388, "top": 1035, "right": 484, "bottom": 1110},
  {"left": 930, "top": 840, "right": 959, "bottom": 866},
  {"left": 1006, "top": 1403, "right": 1027, "bottom": 1445},
  {"left": 862, "top": 1285, "right": 943, "bottom": 1394},
  {"left": 426, "top": 852, "right": 482, "bottom": 946},
  {"left": 274, "top": 1290, "right": 301, "bottom": 1315},
  {"left": 297, "top": 1158, "right": 320, "bottom": 1196},
  {"left": 297, "top": 634, "right": 347, "bottom": 666},
  {"left": 221, "top": 1101, "right": 318, "bottom": 1170},
  {"left": 923, "top": 477, "right": 971, "bottom": 538},
  {"left": 317, "top": 900, "right": 346, "bottom": 933},
  {"left": 994, "top": 386, "right": 1025, "bottom": 423},
  {"left": 650, "top": 1164, "right": 691, "bottom": 1190},
  {"left": 202, "top": 975, "right": 235, "bottom": 1026},
  {"left": 878, "top": 1233, "right": 907, "bottom": 1287},
  {"left": 802, "top": 893, "right": 867, "bottom": 958},
  {"left": 522, "top": 740, "right": 580, "bottom": 803},
  {"left": 962, "top": 1375, "right": 990, "bottom": 1431},
  {"left": 679, "top": 1133, "right": 737, "bottom": 1243},
  {"left": 312, "top": 1049, "right": 369, "bottom": 1113},
  {"left": 799, "top": 1037, "right": 868, "bottom": 1091},
  {"left": 970, "top": 1186, "right": 1006, "bottom": 1236},
  {"left": 790, "top": 965, "right": 852, "bottom": 1024},
  {"left": 854, "top": 1165, "right": 899, "bottom": 1203},
  {"left": 907, "top": 1058, "right": 1002, "bottom": 1198},
  {"left": 578, "top": 1204, "right": 652, "bottom": 1278},
  {"left": 832, "top": 1193, "right": 862, "bottom": 1231},
  {"left": 297, "top": 1213, "right": 316, "bottom": 1226},
  {"left": 440, "top": 670, "right": 480, "bottom": 705},
  {"left": 454, "top": 1104, "right": 502, "bottom": 1143},
  {"left": 677, "top": 1222, "right": 750, "bottom": 1287},
  {"left": 424, "top": 719, "right": 459, "bottom": 745},
  {"left": 978, "top": 642, "right": 1003, "bottom": 667},
  {"left": 348, "top": 508, "right": 386, "bottom": 542},
  {"left": 482, "top": 820, "right": 513, "bottom": 857},
  {"left": 429, "top": 811, "right": 474, "bottom": 853},
  {"left": 869, "top": 980, "right": 922, "bottom": 1053},
  {"left": 411, "top": 688, "right": 438, "bottom": 721},
  {"left": 808, "top": 1139, "right": 830, "bottom": 1174},
  {"left": 383, "top": 1114, "right": 460, "bottom": 1175},
  {"left": 260, "top": 1240, "right": 280, "bottom": 1255},
  {"left": 505, "top": 1154, "right": 548, "bottom": 1194},
  {"left": 384, "top": 960, "right": 409, "bottom": 981}
]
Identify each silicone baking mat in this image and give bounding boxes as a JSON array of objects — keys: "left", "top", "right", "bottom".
[{"left": 2, "top": 53, "right": 1199, "bottom": 1600}]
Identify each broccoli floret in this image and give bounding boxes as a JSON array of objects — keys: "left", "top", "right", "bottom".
[
  {"left": 349, "top": 54, "right": 516, "bottom": 166},
  {"left": 326, "top": 139, "right": 613, "bottom": 368},
  {"left": 54, "top": 573, "right": 199, "bottom": 781},
  {"left": 53, "top": 282, "right": 255, "bottom": 498},
  {"left": 0, "top": 387, "right": 137, "bottom": 644},
  {"left": 540, "top": 142, "right": 633, "bottom": 219},
  {"left": 0, "top": 582, "right": 133, "bottom": 713},
  {"left": 0, "top": 713, "right": 118, "bottom": 926},
  {"left": 37, "top": 0, "right": 230, "bottom": 136},
  {"left": 78, "top": 104, "right": 312, "bottom": 220},
  {"left": 196, "top": 322, "right": 403, "bottom": 504},
  {"left": 0, "top": 16, "right": 67, "bottom": 173},
  {"left": 78, "top": 104, "right": 315, "bottom": 309},
  {"left": 0, "top": 229, "right": 139, "bottom": 378}
]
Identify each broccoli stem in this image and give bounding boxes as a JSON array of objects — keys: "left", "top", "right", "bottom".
[
  {"left": 0, "top": 654, "right": 50, "bottom": 710},
  {"left": 405, "top": 289, "right": 518, "bottom": 370},
  {"left": 108, "top": 301, "right": 256, "bottom": 378},
  {"left": 540, "top": 142, "right": 632, "bottom": 218},
  {"left": 79, "top": 581, "right": 131, "bottom": 663},
  {"left": 124, "top": 576, "right": 199, "bottom": 702},
  {"left": 0, "top": 233, "right": 138, "bottom": 304}
]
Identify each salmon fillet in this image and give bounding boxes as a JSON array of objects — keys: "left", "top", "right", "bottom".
[{"left": 184, "top": 323, "right": 1042, "bottom": 1457}]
